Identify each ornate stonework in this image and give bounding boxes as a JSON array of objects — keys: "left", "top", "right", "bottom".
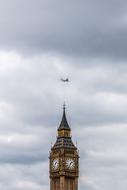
[{"left": 49, "top": 106, "right": 79, "bottom": 190}]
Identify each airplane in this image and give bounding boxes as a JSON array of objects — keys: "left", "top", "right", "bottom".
[{"left": 60, "top": 78, "right": 69, "bottom": 82}]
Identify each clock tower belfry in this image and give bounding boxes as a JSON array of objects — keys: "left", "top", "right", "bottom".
[{"left": 49, "top": 105, "right": 79, "bottom": 190}]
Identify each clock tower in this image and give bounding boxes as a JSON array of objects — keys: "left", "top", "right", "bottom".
[{"left": 49, "top": 105, "right": 79, "bottom": 190}]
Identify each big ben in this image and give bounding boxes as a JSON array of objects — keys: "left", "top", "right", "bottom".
[{"left": 49, "top": 105, "right": 79, "bottom": 190}]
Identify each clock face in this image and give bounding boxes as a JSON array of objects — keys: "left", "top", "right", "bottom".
[
  {"left": 66, "top": 158, "right": 75, "bottom": 170},
  {"left": 52, "top": 158, "right": 59, "bottom": 171}
]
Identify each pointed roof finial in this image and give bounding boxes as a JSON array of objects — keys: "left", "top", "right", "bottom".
[{"left": 58, "top": 103, "right": 71, "bottom": 131}]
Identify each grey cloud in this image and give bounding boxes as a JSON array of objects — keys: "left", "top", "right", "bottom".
[
  {"left": 0, "top": 163, "right": 48, "bottom": 190},
  {"left": 0, "top": 0, "right": 127, "bottom": 60},
  {"left": 0, "top": 132, "right": 48, "bottom": 164},
  {"left": 0, "top": 152, "right": 46, "bottom": 164},
  {"left": 1, "top": 54, "right": 127, "bottom": 129},
  {"left": 76, "top": 125, "right": 127, "bottom": 190}
]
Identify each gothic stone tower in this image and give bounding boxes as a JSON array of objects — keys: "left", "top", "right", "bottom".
[{"left": 49, "top": 106, "right": 79, "bottom": 190}]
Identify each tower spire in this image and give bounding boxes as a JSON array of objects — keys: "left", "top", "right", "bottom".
[{"left": 58, "top": 103, "right": 71, "bottom": 131}]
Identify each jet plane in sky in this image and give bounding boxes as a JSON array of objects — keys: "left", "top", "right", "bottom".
[{"left": 60, "top": 78, "right": 69, "bottom": 82}]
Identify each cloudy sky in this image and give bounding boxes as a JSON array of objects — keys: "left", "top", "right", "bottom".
[{"left": 0, "top": 0, "right": 127, "bottom": 190}]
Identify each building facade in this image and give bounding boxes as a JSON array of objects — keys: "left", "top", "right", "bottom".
[{"left": 49, "top": 105, "right": 79, "bottom": 190}]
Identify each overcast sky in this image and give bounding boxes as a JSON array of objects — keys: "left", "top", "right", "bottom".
[{"left": 0, "top": 0, "right": 127, "bottom": 190}]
